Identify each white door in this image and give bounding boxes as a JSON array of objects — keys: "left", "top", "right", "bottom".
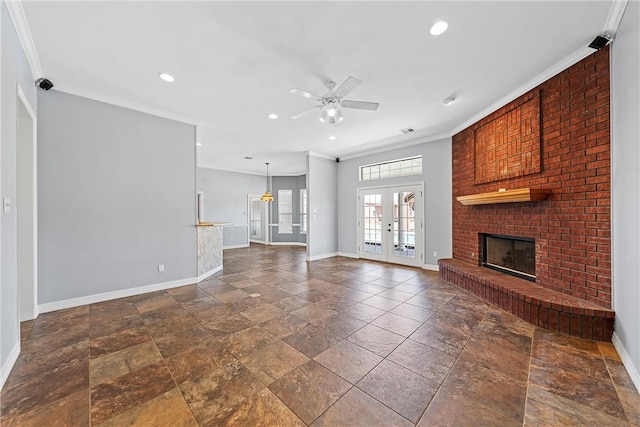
[
  {"left": 248, "top": 195, "right": 267, "bottom": 243},
  {"left": 358, "top": 185, "right": 423, "bottom": 267}
]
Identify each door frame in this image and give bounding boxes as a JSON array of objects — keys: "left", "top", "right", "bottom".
[
  {"left": 356, "top": 182, "right": 424, "bottom": 267},
  {"left": 16, "top": 84, "right": 38, "bottom": 321},
  {"left": 248, "top": 194, "right": 268, "bottom": 244}
]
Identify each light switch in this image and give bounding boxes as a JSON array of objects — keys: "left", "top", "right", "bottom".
[{"left": 2, "top": 197, "right": 11, "bottom": 213}]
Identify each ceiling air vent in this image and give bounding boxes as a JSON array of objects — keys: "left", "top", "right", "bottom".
[{"left": 399, "top": 128, "right": 415, "bottom": 135}]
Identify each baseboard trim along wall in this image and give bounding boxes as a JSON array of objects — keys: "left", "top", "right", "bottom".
[
  {"left": 197, "top": 266, "right": 223, "bottom": 282},
  {"left": 612, "top": 332, "right": 640, "bottom": 392},
  {"left": 307, "top": 252, "right": 339, "bottom": 262},
  {"left": 423, "top": 264, "right": 439, "bottom": 271},
  {"left": 268, "top": 242, "right": 307, "bottom": 247},
  {"left": 38, "top": 276, "right": 200, "bottom": 314},
  {"left": 223, "top": 244, "right": 250, "bottom": 250},
  {"left": 337, "top": 252, "right": 359, "bottom": 259},
  {"left": 1, "top": 342, "right": 20, "bottom": 390}
]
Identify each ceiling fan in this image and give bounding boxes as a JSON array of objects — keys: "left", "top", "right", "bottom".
[{"left": 289, "top": 76, "right": 380, "bottom": 126}]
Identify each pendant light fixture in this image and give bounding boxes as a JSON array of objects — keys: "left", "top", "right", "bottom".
[{"left": 260, "top": 162, "right": 274, "bottom": 202}]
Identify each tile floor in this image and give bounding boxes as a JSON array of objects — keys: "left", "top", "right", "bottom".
[{"left": 1, "top": 245, "right": 638, "bottom": 426}]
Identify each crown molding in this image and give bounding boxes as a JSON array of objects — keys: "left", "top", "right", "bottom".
[
  {"left": 5, "top": 0, "right": 43, "bottom": 80},
  {"left": 337, "top": 131, "right": 451, "bottom": 162},
  {"left": 603, "top": 0, "right": 629, "bottom": 37},
  {"left": 53, "top": 82, "right": 198, "bottom": 126},
  {"left": 306, "top": 151, "right": 335, "bottom": 161}
]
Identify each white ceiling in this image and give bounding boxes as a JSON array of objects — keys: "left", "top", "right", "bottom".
[{"left": 20, "top": 1, "right": 615, "bottom": 175}]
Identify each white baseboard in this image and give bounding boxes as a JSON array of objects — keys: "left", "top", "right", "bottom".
[
  {"left": 197, "top": 265, "right": 223, "bottom": 282},
  {"left": 337, "top": 252, "right": 359, "bottom": 259},
  {"left": 38, "top": 276, "right": 198, "bottom": 314},
  {"left": 268, "top": 242, "right": 306, "bottom": 247},
  {"left": 307, "top": 252, "right": 338, "bottom": 262},
  {"left": 1, "top": 342, "right": 20, "bottom": 390},
  {"left": 223, "top": 243, "right": 250, "bottom": 250},
  {"left": 612, "top": 332, "right": 640, "bottom": 392},
  {"left": 423, "top": 263, "right": 439, "bottom": 271}
]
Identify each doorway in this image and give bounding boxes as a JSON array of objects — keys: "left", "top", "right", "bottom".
[
  {"left": 357, "top": 184, "right": 423, "bottom": 267},
  {"left": 16, "top": 85, "right": 38, "bottom": 321},
  {"left": 248, "top": 194, "right": 268, "bottom": 244}
]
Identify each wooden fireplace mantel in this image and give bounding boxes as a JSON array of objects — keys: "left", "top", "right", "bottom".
[{"left": 456, "top": 188, "right": 551, "bottom": 206}]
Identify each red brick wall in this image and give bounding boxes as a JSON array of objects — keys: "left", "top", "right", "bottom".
[{"left": 452, "top": 47, "right": 611, "bottom": 308}]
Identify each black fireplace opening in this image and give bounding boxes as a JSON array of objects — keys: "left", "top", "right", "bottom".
[{"left": 481, "top": 234, "right": 535, "bottom": 282}]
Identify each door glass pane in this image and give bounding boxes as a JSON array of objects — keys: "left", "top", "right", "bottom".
[
  {"left": 363, "top": 194, "right": 382, "bottom": 254},
  {"left": 250, "top": 200, "right": 261, "bottom": 238},
  {"left": 393, "top": 191, "right": 416, "bottom": 258}
]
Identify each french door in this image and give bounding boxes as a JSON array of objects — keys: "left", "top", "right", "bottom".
[{"left": 357, "top": 184, "right": 423, "bottom": 267}]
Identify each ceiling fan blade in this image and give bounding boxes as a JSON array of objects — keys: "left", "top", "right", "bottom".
[
  {"left": 289, "top": 88, "right": 322, "bottom": 99},
  {"left": 290, "top": 106, "right": 320, "bottom": 120},
  {"left": 333, "top": 76, "right": 361, "bottom": 98},
  {"left": 341, "top": 100, "right": 380, "bottom": 111}
]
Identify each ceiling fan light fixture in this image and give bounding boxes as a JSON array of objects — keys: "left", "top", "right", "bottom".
[
  {"left": 430, "top": 20, "right": 449, "bottom": 36},
  {"left": 320, "top": 110, "right": 328, "bottom": 122},
  {"left": 158, "top": 72, "right": 175, "bottom": 82}
]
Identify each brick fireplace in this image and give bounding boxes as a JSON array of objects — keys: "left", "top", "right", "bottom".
[{"left": 441, "top": 47, "right": 613, "bottom": 340}]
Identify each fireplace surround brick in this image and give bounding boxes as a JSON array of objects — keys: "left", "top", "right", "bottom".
[
  {"left": 445, "top": 47, "right": 613, "bottom": 338},
  {"left": 450, "top": 47, "right": 611, "bottom": 312}
]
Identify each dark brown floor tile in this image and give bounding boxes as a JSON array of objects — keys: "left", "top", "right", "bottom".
[
  {"left": 214, "top": 288, "right": 250, "bottom": 303},
  {"left": 97, "top": 388, "right": 197, "bottom": 427},
  {"left": 89, "top": 313, "right": 145, "bottom": 339},
  {"left": 154, "top": 325, "right": 222, "bottom": 358},
  {"left": 361, "top": 295, "right": 402, "bottom": 311},
  {"left": 392, "top": 282, "right": 426, "bottom": 295},
  {"left": 201, "top": 312, "right": 255, "bottom": 335},
  {"left": 144, "top": 312, "right": 200, "bottom": 338},
  {"left": 139, "top": 304, "right": 190, "bottom": 323},
  {"left": 442, "top": 356, "right": 527, "bottom": 423},
  {"left": 409, "top": 322, "right": 468, "bottom": 356},
  {"left": 391, "top": 302, "right": 436, "bottom": 322},
  {"left": 240, "top": 341, "right": 309, "bottom": 385},
  {"left": 405, "top": 291, "right": 453, "bottom": 311},
  {"left": 377, "top": 288, "right": 415, "bottom": 302},
  {"left": 90, "top": 341, "right": 162, "bottom": 386},
  {"left": 388, "top": 339, "right": 457, "bottom": 384},
  {"left": 313, "top": 313, "right": 366, "bottom": 338},
  {"left": 241, "top": 302, "right": 286, "bottom": 323},
  {"left": 524, "top": 384, "right": 629, "bottom": 426},
  {"left": 291, "top": 304, "right": 338, "bottom": 322},
  {"left": 268, "top": 360, "right": 351, "bottom": 425},
  {"left": 273, "top": 295, "right": 311, "bottom": 311},
  {"left": 418, "top": 385, "right": 516, "bottom": 427},
  {"left": 347, "top": 324, "right": 405, "bottom": 357},
  {"left": 371, "top": 311, "right": 423, "bottom": 337},
  {"left": 0, "top": 390, "right": 89, "bottom": 427},
  {"left": 617, "top": 384, "right": 640, "bottom": 425},
  {"left": 180, "top": 295, "right": 222, "bottom": 313},
  {"left": 89, "top": 300, "right": 137, "bottom": 324},
  {"left": 134, "top": 294, "right": 180, "bottom": 313},
  {"left": 190, "top": 303, "right": 236, "bottom": 323},
  {"left": 357, "top": 359, "right": 438, "bottom": 423},
  {"left": 260, "top": 313, "right": 310, "bottom": 339},
  {"left": 344, "top": 302, "right": 386, "bottom": 322},
  {"left": 90, "top": 361, "right": 175, "bottom": 425},
  {"left": 90, "top": 326, "right": 151, "bottom": 358},
  {"left": 220, "top": 388, "right": 305, "bottom": 426},
  {"left": 221, "top": 325, "right": 278, "bottom": 358},
  {"left": 199, "top": 281, "right": 238, "bottom": 295},
  {"left": 230, "top": 294, "right": 270, "bottom": 312},
  {"left": 1, "top": 357, "right": 89, "bottom": 419},
  {"left": 427, "top": 309, "right": 483, "bottom": 337},
  {"left": 312, "top": 387, "right": 413, "bottom": 427},
  {"left": 179, "top": 361, "right": 263, "bottom": 426},
  {"left": 125, "top": 290, "right": 170, "bottom": 305},
  {"left": 283, "top": 323, "right": 342, "bottom": 358},
  {"left": 165, "top": 340, "right": 236, "bottom": 384},
  {"left": 314, "top": 339, "right": 382, "bottom": 384}
]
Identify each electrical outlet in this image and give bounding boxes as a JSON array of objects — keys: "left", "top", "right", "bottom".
[
  {"left": 433, "top": 251, "right": 438, "bottom": 257},
  {"left": 158, "top": 264, "right": 165, "bottom": 272}
]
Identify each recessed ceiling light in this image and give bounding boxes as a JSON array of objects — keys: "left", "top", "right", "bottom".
[
  {"left": 329, "top": 136, "right": 336, "bottom": 140},
  {"left": 268, "top": 113, "right": 278, "bottom": 120},
  {"left": 399, "top": 128, "right": 416, "bottom": 135},
  {"left": 244, "top": 156, "right": 254, "bottom": 160},
  {"left": 442, "top": 97, "right": 456, "bottom": 106},
  {"left": 196, "top": 142, "right": 202, "bottom": 146},
  {"left": 430, "top": 20, "right": 449, "bottom": 36},
  {"left": 158, "top": 72, "right": 175, "bottom": 82}
]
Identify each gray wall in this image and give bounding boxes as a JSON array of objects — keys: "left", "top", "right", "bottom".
[
  {"left": 1, "top": 2, "right": 38, "bottom": 382},
  {"left": 612, "top": 0, "right": 640, "bottom": 389},
  {"left": 307, "top": 154, "right": 338, "bottom": 259},
  {"left": 38, "top": 90, "right": 197, "bottom": 304},
  {"left": 271, "top": 175, "right": 306, "bottom": 244},
  {"left": 197, "top": 167, "right": 265, "bottom": 247},
  {"left": 337, "top": 138, "right": 453, "bottom": 267}
]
